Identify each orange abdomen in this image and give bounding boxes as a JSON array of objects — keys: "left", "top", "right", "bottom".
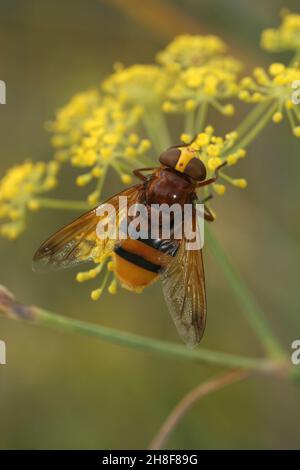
[{"left": 113, "top": 238, "right": 174, "bottom": 292}]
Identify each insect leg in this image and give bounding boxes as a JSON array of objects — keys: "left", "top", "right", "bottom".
[
  {"left": 203, "top": 205, "right": 215, "bottom": 222},
  {"left": 199, "top": 194, "right": 213, "bottom": 204},
  {"left": 196, "top": 194, "right": 215, "bottom": 222}
]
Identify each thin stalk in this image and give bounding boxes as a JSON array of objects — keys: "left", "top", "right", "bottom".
[
  {"left": 0, "top": 285, "right": 280, "bottom": 373},
  {"left": 95, "top": 164, "right": 108, "bottom": 199},
  {"left": 142, "top": 112, "right": 164, "bottom": 154},
  {"left": 291, "top": 49, "right": 300, "bottom": 66},
  {"left": 184, "top": 110, "right": 195, "bottom": 135},
  {"left": 149, "top": 369, "right": 249, "bottom": 450},
  {"left": 286, "top": 106, "right": 296, "bottom": 130},
  {"left": 194, "top": 101, "right": 208, "bottom": 133},
  {"left": 142, "top": 106, "right": 171, "bottom": 152},
  {"left": 153, "top": 108, "right": 172, "bottom": 148},
  {"left": 229, "top": 101, "right": 277, "bottom": 154},
  {"left": 35, "top": 198, "right": 92, "bottom": 211},
  {"left": 206, "top": 226, "right": 286, "bottom": 359},
  {"left": 234, "top": 100, "right": 272, "bottom": 141}
]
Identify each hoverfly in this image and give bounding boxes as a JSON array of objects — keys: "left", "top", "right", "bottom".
[{"left": 33, "top": 142, "right": 226, "bottom": 347}]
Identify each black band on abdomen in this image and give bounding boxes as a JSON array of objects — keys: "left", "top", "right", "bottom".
[{"left": 114, "top": 246, "right": 162, "bottom": 273}]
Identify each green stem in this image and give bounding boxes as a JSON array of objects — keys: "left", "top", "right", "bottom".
[
  {"left": 184, "top": 110, "right": 195, "bottom": 135},
  {"left": 194, "top": 102, "right": 208, "bottom": 133},
  {"left": 286, "top": 106, "right": 296, "bottom": 130},
  {"left": 291, "top": 49, "right": 300, "bottom": 66},
  {"left": 0, "top": 285, "right": 281, "bottom": 374},
  {"left": 142, "top": 113, "right": 164, "bottom": 154},
  {"left": 227, "top": 101, "right": 277, "bottom": 155},
  {"left": 235, "top": 101, "right": 272, "bottom": 140},
  {"left": 36, "top": 197, "right": 92, "bottom": 211},
  {"left": 36, "top": 310, "right": 272, "bottom": 370},
  {"left": 142, "top": 106, "right": 171, "bottom": 153},
  {"left": 206, "top": 226, "right": 286, "bottom": 359},
  {"left": 95, "top": 164, "right": 108, "bottom": 199},
  {"left": 154, "top": 109, "right": 172, "bottom": 148}
]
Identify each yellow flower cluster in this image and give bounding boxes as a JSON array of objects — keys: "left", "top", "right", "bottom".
[
  {"left": 180, "top": 127, "right": 247, "bottom": 195},
  {"left": 102, "top": 64, "right": 170, "bottom": 106},
  {"left": 0, "top": 160, "right": 59, "bottom": 239},
  {"left": 157, "top": 34, "right": 227, "bottom": 71},
  {"left": 50, "top": 94, "right": 152, "bottom": 204},
  {"left": 48, "top": 89, "right": 101, "bottom": 162},
  {"left": 239, "top": 63, "right": 300, "bottom": 137},
  {"left": 158, "top": 35, "right": 241, "bottom": 119},
  {"left": 163, "top": 61, "right": 239, "bottom": 116},
  {"left": 48, "top": 36, "right": 244, "bottom": 203},
  {"left": 76, "top": 255, "right": 117, "bottom": 301},
  {"left": 261, "top": 12, "right": 300, "bottom": 53}
]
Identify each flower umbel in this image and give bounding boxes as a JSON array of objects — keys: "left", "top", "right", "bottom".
[
  {"left": 157, "top": 34, "right": 228, "bottom": 71},
  {"left": 239, "top": 63, "right": 300, "bottom": 137},
  {"left": 158, "top": 34, "right": 241, "bottom": 131},
  {"left": 50, "top": 94, "right": 152, "bottom": 204},
  {"left": 0, "top": 160, "right": 59, "bottom": 239},
  {"left": 163, "top": 62, "right": 239, "bottom": 117},
  {"left": 261, "top": 11, "right": 300, "bottom": 54},
  {"left": 72, "top": 98, "right": 151, "bottom": 204},
  {"left": 48, "top": 89, "right": 101, "bottom": 163},
  {"left": 102, "top": 64, "right": 170, "bottom": 107}
]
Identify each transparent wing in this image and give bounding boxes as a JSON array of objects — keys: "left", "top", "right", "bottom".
[
  {"left": 33, "top": 185, "right": 142, "bottom": 271},
  {"left": 160, "top": 234, "right": 206, "bottom": 348}
]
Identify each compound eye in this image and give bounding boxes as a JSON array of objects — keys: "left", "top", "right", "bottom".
[
  {"left": 184, "top": 158, "right": 207, "bottom": 181},
  {"left": 159, "top": 148, "right": 181, "bottom": 168}
]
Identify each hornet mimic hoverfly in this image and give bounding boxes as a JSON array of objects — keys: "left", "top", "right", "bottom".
[{"left": 33, "top": 142, "right": 226, "bottom": 348}]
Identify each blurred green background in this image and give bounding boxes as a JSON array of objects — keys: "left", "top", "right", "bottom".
[{"left": 0, "top": 0, "right": 300, "bottom": 450}]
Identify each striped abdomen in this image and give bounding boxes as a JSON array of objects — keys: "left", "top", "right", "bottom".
[{"left": 113, "top": 237, "right": 178, "bottom": 292}]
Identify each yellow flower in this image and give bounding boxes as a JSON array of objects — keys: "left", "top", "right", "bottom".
[
  {"left": 102, "top": 65, "right": 170, "bottom": 106},
  {"left": 261, "top": 12, "right": 300, "bottom": 53},
  {"left": 182, "top": 127, "right": 247, "bottom": 195},
  {"left": 47, "top": 89, "right": 101, "bottom": 162},
  {"left": 163, "top": 61, "right": 240, "bottom": 117},
  {"left": 157, "top": 34, "right": 228, "bottom": 71},
  {"left": 76, "top": 255, "right": 118, "bottom": 301},
  {"left": 158, "top": 35, "right": 241, "bottom": 120},
  {"left": 0, "top": 160, "right": 59, "bottom": 239},
  {"left": 239, "top": 63, "right": 300, "bottom": 136},
  {"left": 72, "top": 99, "right": 150, "bottom": 200},
  {"left": 49, "top": 94, "right": 152, "bottom": 203}
]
